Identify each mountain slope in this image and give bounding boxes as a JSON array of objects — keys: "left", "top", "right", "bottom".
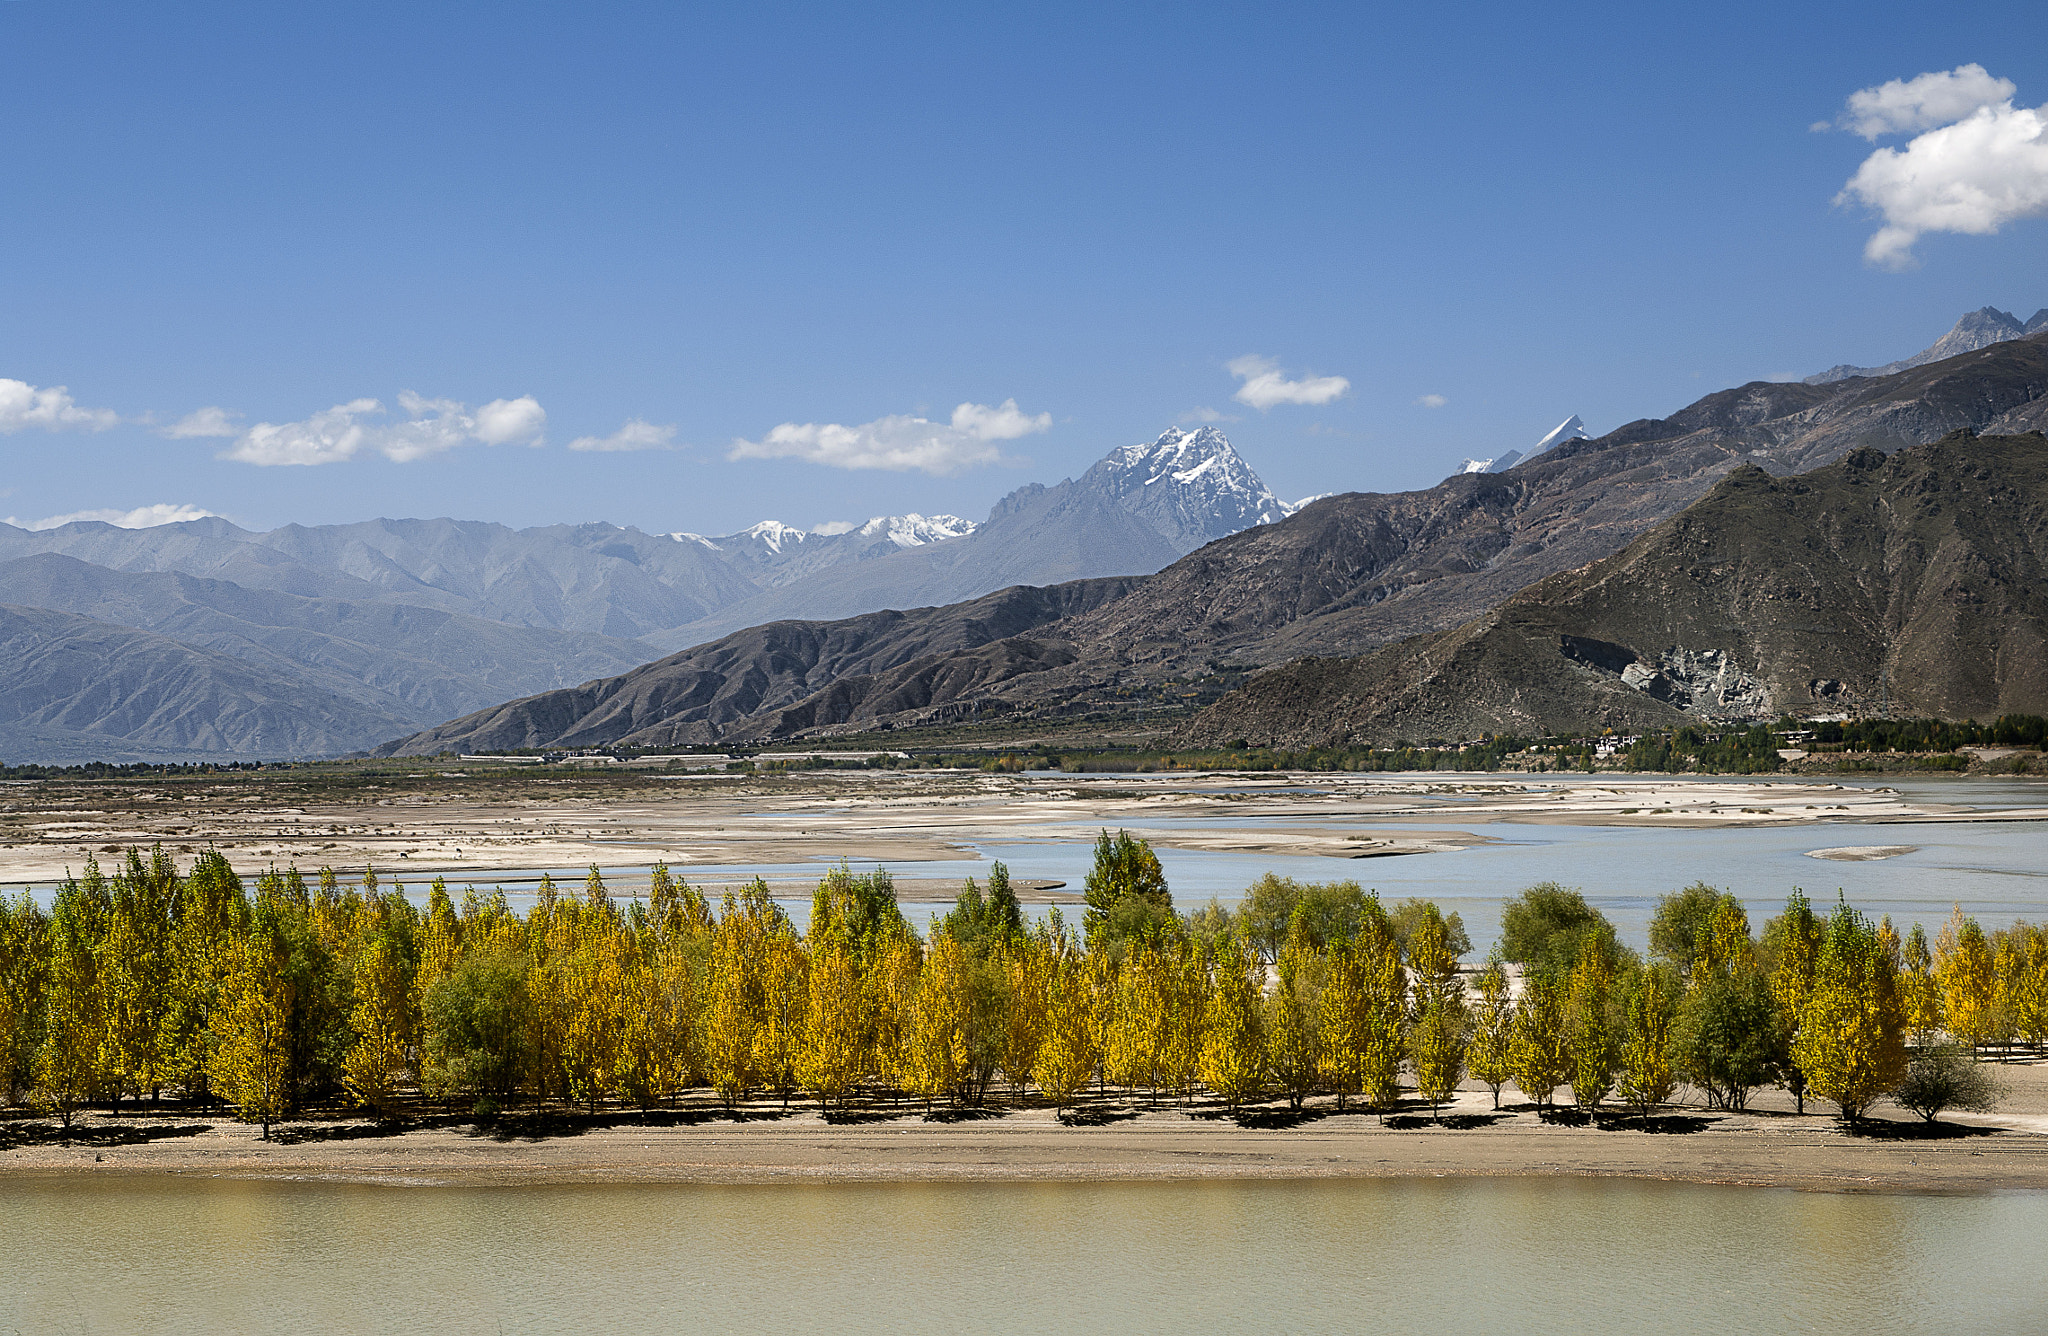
[
  {"left": 0, "top": 553, "right": 652, "bottom": 727},
  {"left": 1807, "top": 305, "right": 2048, "bottom": 384},
  {"left": 0, "top": 604, "right": 416, "bottom": 760},
  {"left": 379, "top": 577, "right": 1143, "bottom": 753},
  {"left": 1177, "top": 431, "right": 2048, "bottom": 747},
  {"left": 377, "top": 331, "right": 2048, "bottom": 753},
  {"left": 650, "top": 427, "right": 1285, "bottom": 649}
]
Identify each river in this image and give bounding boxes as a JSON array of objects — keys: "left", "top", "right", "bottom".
[{"left": 4, "top": 1176, "right": 2043, "bottom": 1332}]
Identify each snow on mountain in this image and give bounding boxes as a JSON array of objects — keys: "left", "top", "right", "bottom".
[
  {"left": 1806, "top": 305, "right": 2048, "bottom": 384},
  {"left": 1080, "top": 426, "right": 1290, "bottom": 549},
  {"left": 1458, "top": 414, "right": 1589, "bottom": 476},
  {"left": 673, "top": 513, "right": 976, "bottom": 555}
]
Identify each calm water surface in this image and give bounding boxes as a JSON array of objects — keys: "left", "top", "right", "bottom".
[{"left": 3, "top": 1177, "right": 2044, "bottom": 1333}]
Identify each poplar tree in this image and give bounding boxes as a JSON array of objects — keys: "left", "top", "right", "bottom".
[
  {"left": 1616, "top": 964, "right": 1677, "bottom": 1118},
  {"left": 1199, "top": 934, "right": 1266, "bottom": 1110},
  {"left": 752, "top": 928, "right": 810, "bottom": 1108},
  {"left": 1934, "top": 907, "right": 1997, "bottom": 1053},
  {"left": 34, "top": 866, "right": 111, "bottom": 1126},
  {"left": 1566, "top": 937, "right": 1614, "bottom": 1109},
  {"left": 1406, "top": 904, "right": 1466, "bottom": 1121},
  {"left": 1901, "top": 922, "right": 1941, "bottom": 1037},
  {"left": 341, "top": 932, "right": 416, "bottom": 1114},
  {"left": 1033, "top": 954, "right": 1097, "bottom": 1116},
  {"left": 797, "top": 944, "right": 866, "bottom": 1110},
  {"left": 99, "top": 848, "right": 181, "bottom": 1105},
  {"left": 1264, "top": 918, "right": 1322, "bottom": 1111},
  {"left": 1316, "top": 940, "right": 1369, "bottom": 1110},
  {"left": 1466, "top": 958, "right": 1514, "bottom": 1110},
  {"left": 1410, "top": 993, "right": 1466, "bottom": 1122},
  {"left": 1765, "top": 890, "right": 1821, "bottom": 1113},
  {"left": 905, "top": 933, "right": 971, "bottom": 1112},
  {"left": 1510, "top": 969, "right": 1570, "bottom": 1109},
  {"left": 0, "top": 895, "right": 49, "bottom": 1098},
  {"left": 209, "top": 925, "right": 296, "bottom": 1138},
  {"left": 702, "top": 900, "right": 763, "bottom": 1111},
  {"left": 999, "top": 938, "right": 1051, "bottom": 1095},
  {"left": 1793, "top": 901, "right": 1907, "bottom": 1124}
]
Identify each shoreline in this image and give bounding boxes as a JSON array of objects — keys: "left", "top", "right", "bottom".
[{"left": 10, "top": 1083, "right": 2047, "bottom": 1195}]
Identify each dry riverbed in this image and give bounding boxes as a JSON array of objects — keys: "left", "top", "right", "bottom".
[{"left": 4, "top": 769, "right": 2040, "bottom": 890}]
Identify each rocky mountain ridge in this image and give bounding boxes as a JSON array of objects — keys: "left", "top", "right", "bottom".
[
  {"left": 380, "top": 329, "right": 2048, "bottom": 755},
  {"left": 1175, "top": 430, "right": 2048, "bottom": 747}
]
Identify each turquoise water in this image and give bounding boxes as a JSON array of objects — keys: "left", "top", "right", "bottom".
[{"left": 2, "top": 1176, "right": 2043, "bottom": 1333}]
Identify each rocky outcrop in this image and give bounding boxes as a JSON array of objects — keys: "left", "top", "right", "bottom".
[{"left": 1177, "top": 432, "right": 2048, "bottom": 746}]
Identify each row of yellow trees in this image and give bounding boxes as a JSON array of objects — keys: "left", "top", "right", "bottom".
[{"left": 0, "top": 847, "right": 2039, "bottom": 1134}]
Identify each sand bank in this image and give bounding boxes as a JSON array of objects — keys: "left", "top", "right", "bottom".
[
  {"left": 5, "top": 770, "right": 2040, "bottom": 889},
  {"left": 8, "top": 1066, "right": 2046, "bottom": 1195}
]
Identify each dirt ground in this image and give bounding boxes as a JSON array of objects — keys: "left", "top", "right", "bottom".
[{"left": 8, "top": 1060, "right": 2046, "bottom": 1194}]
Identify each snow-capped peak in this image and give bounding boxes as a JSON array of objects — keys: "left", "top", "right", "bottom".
[
  {"left": 672, "top": 513, "right": 976, "bottom": 555},
  {"left": 854, "top": 512, "right": 976, "bottom": 547},
  {"left": 1083, "top": 426, "right": 1292, "bottom": 546}
]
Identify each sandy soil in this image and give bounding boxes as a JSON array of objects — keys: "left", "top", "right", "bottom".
[
  {"left": 8, "top": 1063, "right": 2046, "bottom": 1194},
  {"left": 5, "top": 770, "right": 2041, "bottom": 891}
]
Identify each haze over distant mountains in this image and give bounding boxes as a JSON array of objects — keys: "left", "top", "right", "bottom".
[
  {"left": 384, "top": 321, "right": 2048, "bottom": 757},
  {"left": 13, "top": 307, "right": 2047, "bottom": 764},
  {"left": 1806, "top": 305, "right": 2048, "bottom": 384},
  {"left": 0, "top": 426, "right": 1296, "bottom": 760}
]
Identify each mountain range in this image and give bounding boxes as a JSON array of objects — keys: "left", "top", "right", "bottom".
[
  {"left": 380, "top": 323, "right": 2048, "bottom": 756},
  {"left": 1177, "top": 430, "right": 2048, "bottom": 747},
  {"left": 1806, "top": 305, "right": 2048, "bottom": 385},
  {"left": 0, "top": 426, "right": 1292, "bottom": 760}
]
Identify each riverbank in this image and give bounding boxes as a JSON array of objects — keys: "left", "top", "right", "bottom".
[
  {"left": 5, "top": 768, "right": 2042, "bottom": 889},
  {"left": 9, "top": 1066, "right": 2047, "bottom": 1193}
]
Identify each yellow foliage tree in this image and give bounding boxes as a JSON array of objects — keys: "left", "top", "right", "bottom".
[
  {"left": 1466, "top": 958, "right": 1514, "bottom": 1110},
  {"left": 1616, "top": 965, "right": 1676, "bottom": 1117},
  {"left": 1934, "top": 906, "right": 1997, "bottom": 1052},
  {"left": 1510, "top": 969, "right": 1570, "bottom": 1109},
  {"left": 341, "top": 933, "right": 416, "bottom": 1115},
  {"left": 1199, "top": 934, "right": 1265, "bottom": 1110},
  {"left": 1794, "top": 902, "right": 1907, "bottom": 1123},
  {"left": 1032, "top": 954, "right": 1097, "bottom": 1116},
  {"left": 796, "top": 944, "right": 867, "bottom": 1110},
  {"left": 208, "top": 927, "right": 296, "bottom": 1138}
]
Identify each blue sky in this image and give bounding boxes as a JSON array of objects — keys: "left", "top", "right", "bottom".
[{"left": 3, "top": 1, "right": 2045, "bottom": 536}]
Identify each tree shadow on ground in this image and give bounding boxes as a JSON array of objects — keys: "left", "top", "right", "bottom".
[
  {"left": 822, "top": 1107, "right": 911, "bottom": 1125},
  {"left": 271, "top": 1121, "right": 409, "bottom": 1146},
  {"left": 0, "top": 1121, "right": 213, "bottom": 1150},
  {"left": 1843, "top": 1119, "right": 2001, "bottom": 1141},
  {"left": 1383, "top": 1112, "right": 1512, "bottom": 1131},
  {"left": 1226, "top": 1105, "right": 1340, "bottom": 1130},
  {"left": 923, "top": 1106, "right": 1011, "bottom": 1124},
  {"left": 1607, "top": 1113, "right": 1715, "bottom": 1134},
  {"left": 1058, "top": 1106, "right": 1144, "bottom": 1127}
]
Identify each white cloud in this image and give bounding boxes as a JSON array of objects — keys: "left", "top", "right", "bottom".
[
  {"left": 1415, "top": 394, "right": 1448, "bottom": 409},
  {"left": 473, "top": 396, "right": 548, "bottom": 446},
  {"left": 1834, "top": 64, "right": 2015, "bottom": 140},
  {"left": 729, "top": 398, "right": 1049, "bottom": 474},
  {"left": 219, "top": 391, "right": 547, "bottom": 466},
  {"left": 1836, "top": 94, "right": 2048, "bottom": 269},
  {"left": 569, "top": 418, "right": 678, "bottom": 452},
  {"left": 0, "top": 379, "right": 119, "bottom": 433},
  {"left": 7, "top": 503, "right": 216, "bottom": 531},
  {"left": 165, "top": 406, "right": 241, "bottom": 438},
  {"left": 1228, "top": 355, "right": 1350, "bottom": 410}
]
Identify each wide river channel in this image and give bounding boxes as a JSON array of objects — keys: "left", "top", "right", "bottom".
[{"left": 6, "top": 1176, "right": 2046, "bottom": 1332}]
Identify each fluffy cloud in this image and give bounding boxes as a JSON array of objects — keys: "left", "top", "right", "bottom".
[
  {"left": 1832, "top": 64, "right": 2016, "bottom": 139},
  {"left": 729, "top": 398, "right": 1049, "bottom": 474},
  {"left": 7, "top": 502, "right": 216, "bottom": 531},
  {"left": 1825, "top": 67, "right": 2048, "bottom": 269},
  {"left": 220, "top": 392, "right": 547, "bottom": 466},
  {"left": 165, "top": 406, "right": 240, "bottom": 438},
  {"left": 1228, "top": 355, "right": 1350, "bottom": 410},
  {"left": 569, "top": 418, "right": 678, "bottom": 452},
  {"left": 0, "top": 379, "right": 119, "bottom": 433},
  {"left": 1415, "top": 394, "right": 1448, "bottom": 409}
]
